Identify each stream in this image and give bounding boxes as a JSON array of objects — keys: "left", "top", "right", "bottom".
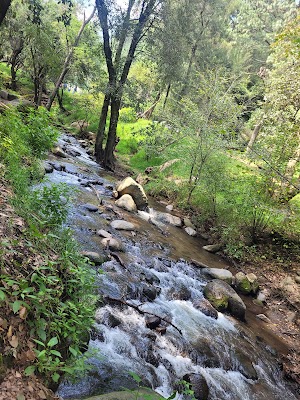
[{"left": 42, "top": 133, "right": 298, "bottom": 400}]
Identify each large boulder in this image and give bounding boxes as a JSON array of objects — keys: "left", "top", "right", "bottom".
[
  {"left": 203, "top": 268, "right": 233, "bottom": 284},
  {"left": 116, "top": 177, "right": 148, "bottom": 211},
  {"left": 235, "top": 272, "right": 259, "bottom": 295},
  {"left": 193, "top": 298, "right": 218, "bottom": 319},
  {"left": 156, "top": 212, "right": 182, "bottom": 227},
  {"left": 203, "top": 279, "right": 246, "bottom": 321},
  {"left": 101, "top": 237, "right": 124, "bottom": 252},
  {"left": 80, "top": 251, "right": 108, "bottom": 265},
  {"left": 183, "top": 373, "right": 209, "bottom": 400},
  {"left": 115, "top": 194, "right": 137, "bottom": 212}
]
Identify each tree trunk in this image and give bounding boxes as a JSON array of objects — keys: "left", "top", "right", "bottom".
[
  {"left": 0, "top": 0, "right": 11, "bottom": 26},
  {"left": 103, "top": 96, "right": 121, "bottom": 170},
  {"left": 141, "top": 91, "right": 160, "bottom": 119},
  {"left": 46, "top": 7, "right": 96, "bottom": 111},
  {"left": 57, "top": 88, "right": 67, "bottom": 112},
  {"left": 246, "top": 123, "right": 262, "bottom": 153},
  {"left": 163, "top": 83, "right": 171, "bottom": 110},
  {"left": 179, "top": 42, "right": 198, "bottom": 99},
  {"left": 95, "top": 92, "right": 111, "bottom": 163}
]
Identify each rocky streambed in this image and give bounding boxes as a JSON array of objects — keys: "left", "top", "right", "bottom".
[{"left": 41, "top": 132, "right": 298, "bottom": 400}]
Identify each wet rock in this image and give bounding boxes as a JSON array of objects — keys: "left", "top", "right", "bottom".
[
  {"left": 185, "top": 227, "right": 197, "bottom": 236},
  {"left": 145, "top": 316, "right": 161, "bottom": 330},
  {"left": 140, "top": 271, "right": 160, "bottom": 285},
  {"left": 50, "top": 162, "right": 64, "bottom": 171},
  {"left": 256, "top": 314, "right": 271, "bottom": 323},
  {"left": 52, "top": 146, "right": 67, "bottom": 158},
  {"left": 235, "top": 272, "right": 259, "bottom": 295},
  {"left": 83, "top": 203, "right": 99, "bottom": 212},
  {"left": 169, "top": 285, "right": 191, "bottom": 300},
  {"left": 203, "top": 268, "right": 233, "bottom": 284},
  {"left": 110, "top": 220, "right": 136, "bottom": 231},
  {"left": 183, "top": 217, "right": 196, "bottom": 229},
  {"left": 235, "top": 350, "right": 258, "bottom": 380},
  {"left": 106, "top": 313, "right": 122, "bottom": 328},
  {"left": 116, "top": 177, "right": 148, "bottom": 211},
  {"left": 115, "top": 194, "right": 137, "bottom": 212},
  {"left": 193, "top": 298, "right": 218, "bottom": 319},
  {"left": 204, "top": 279, "right": 246, "bottom": 321},
  {"left": 97, "top": 229, "right": 112, "bottom": 238},
  {"left": 183, "top": 373, "right": 209, "bottom": 400},
  {"left": 44, "top": 162, "right": 54, "bottom": 173},
  {"left": 142, "top": 284, "right": 158, "bottom": 301},
  {"left": 80, "top": 390, "right": 164, "bottom": 400},
  {"left": 81, "top": 251, "right": 108, "bottom": 265},
  {"left": 203, "top": 243, "right": 222, "bottom": 253},
  {"left": 156, "top": 326, "right": 167, "bottom": 335},
  {"left": 101, "top": 237, "right": 124, "bottom": 252},
  {"left": 157, "top": 213, "right": 182, "bottom": 227}
]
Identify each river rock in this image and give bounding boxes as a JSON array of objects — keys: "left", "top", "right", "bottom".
[
  {"left": 116, "top": 177, "right": 148, "bottom": 211},
  {"left": 110, "top": 220, "right": 136, "bottom": 231},
  {"left": 52, "top": 146, "right": 67, "bottom": 158},
  {"left": 142, "top": 284, "right": 158, "bottom": 301},
  {"left": 81, "top": 251, "right": 108, "bottom": 265},
  {"left": 183, "top": 373, "right": 209, "bottom": 400},
  {"left": 145, "top": 316, "right": 161, "bottom": 330},
  {"left": 235, "top": 350, "right": 258, "bottom": 380},
  {"left": 101, "top": 237, "right": 124, "bottom": 252},
  {"left": 97, "top": 229, "right": 112, "bottom": 238},
  {"left": 185, "top": 227, "right": 197, "bottom": 236},
  {"left": 202, "top": 243, "right": 222, "bottom": 253},
  {"left": 44, "top": 162, "right": 54, "bottom": 173},
  {"left": 83, "top": 203, "right": 99, "bottom": 212},
  {"left": 81, "top": 389, "right": 164, "bottom": 400},
  {"left": 256, "top": 314, "right": 271, "bottom": 323},
  {"left": 157, "top": 212, "right": 182, "bottom": 227},
  {"left": 203, "top": 268, "right": 233, "bottom": 284},
  {"left": 183, "top": 217, "right": 196, "bottom": 229},
  {"left": 204, "top": 279, "right": 246, "bottom": 321},
  {"left": 193, "top": 298, "right": 218, "bottom": 319},
  {"left": 115, "top": 194, "right": 137, "bottom": 212},
  {"left": 235, "top": 272, "right": 259, "bottom": 295}
]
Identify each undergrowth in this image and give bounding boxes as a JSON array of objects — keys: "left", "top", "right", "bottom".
[{"left": 0, "top": 107, "right": 96, "bottom": 386}]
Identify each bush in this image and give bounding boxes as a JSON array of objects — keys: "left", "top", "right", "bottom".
[{"left": 119, "top": 107, "right": 137, "bottom": 123}]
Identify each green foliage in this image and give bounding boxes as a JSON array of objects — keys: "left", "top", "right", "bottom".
[{"left": 119, "top": 107, "right": 137, "bottom": 123}]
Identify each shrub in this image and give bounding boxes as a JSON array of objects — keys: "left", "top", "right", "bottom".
[{"left": 119, "top": 107, "right": 137, "bottom": 123}]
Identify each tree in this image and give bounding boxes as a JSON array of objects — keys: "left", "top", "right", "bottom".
[{"left": 94, "top": 0, "right": 161, "bottom": 170}]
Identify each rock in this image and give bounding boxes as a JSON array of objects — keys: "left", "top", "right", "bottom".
[
  {"left": 256, "top": 290, "right": 267, "bottom": 303},
  {"left": 116, "top": 177, "right": 148, "bottom": 211},
  {"left": 70, "top": 120, "right": 89, "bottom": 131},
  {"left": 81, "top": 389, "right": 164, "bottom": 400},
  {"left": 97, "top": 229, "right": 112, "bottom": 238},
  {"left": 83, "top": 203, "right": 99, "bottom": 212},
  {"left": 142, "top": 284, "right": 158, "bottom": 301},
  {"left": 235, "top": 350, "right": 258, "bottom": 380},
  {"left": 256, "top": 314, "right": 271, "bottom": 323},
  {"left": 106, "top": 313, "right": 122, "bottom": 328},
  {"left": 44, "top": 162, "right": 54, "bottom": 173},
  {"left": 204, "top": 279, "right": 246, "bottom": 321},
  {"left": 115, "top": 194, "right": 137, "bottom": 212},
  {"left": 145, "top": 316, "right": 161, "bottom": 330},
  {"left": 110, "top": 220, "right": 136, "bottom": 231},
  {"left": 157, "top": 213, "right": 182, "bottom": 227},
  {"left": 159, "top": 159, "right": 180, "bottom": 172},
  {"left": 191, "top": 259, "right": 209, "bottom": 269},
  {"left": 166, "top": 204, "right": 174, "bottom": 212},
  {"left": 280, "top": 276, "right": 295, "bottom": 293},
  {"left": 235, "top": 272, "right": 259, "bottom": 295},
  {"left": 185, "top": 227, "right": 197, "bottom": 236},
  {"left": 0, "top": 90, "right": 9, "bottom": 100},
  {"left": 183, "top": 217, "right": 196, "bottom": 229},
  {"left": 193, "top": 298, "right": 218, "bottom": 319},
  {"left": 203, "top": 268, "right": 233, "bottom": 284},
  {"left": 203, "top": 243, "right": 222, "bottom": 253},
  {"left": 52, "top": 146, "right": 67, "bottom": 158},
  {"left": 81, "top": 251, "right": 108, "bottom": 265},
  {"left": 185, "top": 373, "right": 209, "bottom": 400},
  {"left": 156, "top": 326, "right": 167, "bottom": 335},
  {"left": 101, "top": 237, "right": 124, "bottom": 252},
  {"left": 169, "top": 285, "right": 191, "bottom": 301}
]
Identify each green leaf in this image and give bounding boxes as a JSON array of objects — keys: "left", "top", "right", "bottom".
[
  {"left": 52, "top": 372, "right": 60, "bottom": 383},
  {"left": 32, "top": 338, "right": 45, "bottom": 347},
  {"left": 0, "top": 289, "right": 6, "bottom": 301},
  {"left": 24, "top": 365, "right": 36, "bottom": 376},
  {"left": 37, "top": 328, "right": 47, "bottom": 342},
  {"left": 50, "top": 350, "right": 62, "bottom": 357},
  {"left": 68, "top": 346, "right": 78, "bottom": 357},
  {"left": 47, "top": 336, "right": 58, "bottom": 347},
  {"left": 128, "top": 371, "right": 142, "bottom": 383},
  {"left": 12, "top": 300, "right": 22, "bottom": 313},
  {"left": 37, "top": 349, "right": 46, "bottom": 359}
]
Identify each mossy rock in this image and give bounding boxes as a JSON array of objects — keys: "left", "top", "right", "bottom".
[
  {"left": 235, "top": 273, "right": 252, "bottom": 295},
  {"left": 76, "top": 389, "right": 164, "bottom": 400},
  {"left": 203, "top": 287, "right": 229, "bottom": 311}
]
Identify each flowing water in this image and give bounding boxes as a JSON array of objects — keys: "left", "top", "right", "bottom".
[{"left": 44, "top": 133, "right": 298, "bottom": 400}]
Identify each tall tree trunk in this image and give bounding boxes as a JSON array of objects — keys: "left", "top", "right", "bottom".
[
  {"left": 246, "top": 122, "right": 262, "bottom": 153},
  {"left": 179, "top": 42, "right": 197, "bottom": 99},
  {"left": 95, "top": 92, "right": 111, "bottom": 163},
  {"left": 46, "top": 7, "right": 96, "bottom": 111},
  {"left": 0, "top": 0, "right": 11, "bottom": 26},
  {"left": 57, "top": 88, "right": 67, "bottom": 112},
  {"left": 163, "top": 83, "right": 171, "bottom": 110},
  {"left": 141, "top": 91, "right": 161, "bottom": 119},
  {"left": 103, "top": 96, "right": 121, "bottom": 170}
]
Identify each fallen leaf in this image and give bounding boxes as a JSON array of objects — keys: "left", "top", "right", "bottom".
[
  {"left": 19, "top": 307, "right": 27, "bottom": 320},
  {"left": 9, "top": 335, "right": 19, "bottom": 348},
  {"left": 38, "top": 389, "right": 47, "bottom": 399},
  {"left": 7, "top": 325, "right": 13, "bottom": 339},
  {"left": 15, "top": 371, "right": 22, "bottom": 378}
]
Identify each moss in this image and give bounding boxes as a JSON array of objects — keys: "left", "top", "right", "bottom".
[
  {"left": 204, "top": 292, "right": 228, "bottom": 311},
  {"left": 237, "top": 278, "right": 252, "bottom": 294}
]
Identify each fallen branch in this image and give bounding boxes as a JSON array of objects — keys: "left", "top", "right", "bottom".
[{"left": 104, "top": 296, "right": 182, "bottom": 334}]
